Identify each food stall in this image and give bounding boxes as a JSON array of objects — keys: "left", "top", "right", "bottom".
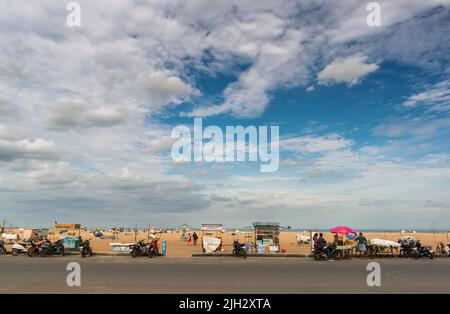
[
  {"left": 253, "top": 222, "right": 280, "bottom": 254},
  {"left": 201, "top": 224, "right": 223, "bottom": 253},
  {"left": 54, "top": 223, "right": 82, "bottom": 251}
]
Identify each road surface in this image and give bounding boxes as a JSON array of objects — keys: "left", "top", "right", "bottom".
[{"left": 1, "top": 255, "right": 450, "bottom": 293}]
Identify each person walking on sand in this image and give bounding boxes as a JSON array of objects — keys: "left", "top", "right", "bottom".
[
  {"left": 355, "top": 232, "right": 367, "bottom": 257},
  {"left": 187, "top": 233, "right": 192, "bottom": 245},
  {"left": 192, "top": 232, "right": 198, "bottom": 246}
]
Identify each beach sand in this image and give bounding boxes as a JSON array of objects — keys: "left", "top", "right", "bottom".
[{"left": 37, "top": 230, "right": 450, "bottom": 257}]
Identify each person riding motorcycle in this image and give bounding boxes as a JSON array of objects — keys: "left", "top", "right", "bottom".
[
  {"left": 232, "top": 239, "right": 247, "bottom": 258},
  {"left": 313, "top": 233, "right": 328, "bottom": 260}
]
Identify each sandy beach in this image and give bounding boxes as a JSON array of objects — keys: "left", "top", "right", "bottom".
[{"left": 20, "top": 230, "right": 446, "bottom": 257}]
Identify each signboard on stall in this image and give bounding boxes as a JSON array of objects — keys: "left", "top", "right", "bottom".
[
  {"left": 201, "top": 224, "right": 223, "bottom": 231},
  {"left": 54, "top": 224, "right": 81, "bottom": 229}
]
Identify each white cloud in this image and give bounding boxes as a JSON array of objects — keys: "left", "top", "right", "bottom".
[
  {"left": 404, "top": 80, "right": 450, "bottom": 112},
  {"left": 317, "top": 54, "right": 379, "bottom": 86},
  {"left": 373, "top": 118, "right": 450, "bottom": 138},
  {"left": 46, "top": 100, "right": 126, "bottom": 131},
  {"left": 137, "top": 71, "right": 197, "bottom": 109},
  {"left": 282, "top": 133, "right": 354, "bottom": 153},
  {"left": 0, "top": 126, "right": 58, "bottom": 161}
]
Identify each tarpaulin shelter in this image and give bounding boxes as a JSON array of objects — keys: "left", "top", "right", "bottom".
[{"left": 200, "top": 224, "right": 223, "bottom": 253}]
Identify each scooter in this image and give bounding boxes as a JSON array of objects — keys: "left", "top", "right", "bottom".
[
  {"left": 11, "top": 243, "right": 27, "bottom": 256},
  {"left": 80, "top": 238, "right": 93, "bottom": 257},
  {"left": 0, "top": 240, "right": 7, "bottom": 254}
]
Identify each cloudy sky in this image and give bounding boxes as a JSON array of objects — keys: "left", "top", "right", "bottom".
[{"left": 1, "top": 0, "right": 449, "bottom": 229}]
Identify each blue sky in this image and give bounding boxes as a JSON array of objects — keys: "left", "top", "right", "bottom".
[{"left": 0, "top": 0, "right": 449, "bottom": 229}]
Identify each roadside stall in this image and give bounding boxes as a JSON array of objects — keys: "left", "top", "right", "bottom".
[
  {"left": 54, "top": 223, "right": 82, "bottom": 252},
  {"left": 330, "top": 226, "right": 357, "bottom": 258},
  {"left": 253, "top": 222, "right": 280, "bottom": 254},
  {"left": 201, "top": 224, "right": 223, "bottom": 253}
]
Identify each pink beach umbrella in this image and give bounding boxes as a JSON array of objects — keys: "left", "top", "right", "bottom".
[{"left": 330, "top": 226, "right": 355, "bottom": 236}]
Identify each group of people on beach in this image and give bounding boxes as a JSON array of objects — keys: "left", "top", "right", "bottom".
[
  {"left": 186, "top": 232, "right": 199, "bottom": 246},
  {"left": 312, "top": 232, "right": 368, "bottom": 256}
]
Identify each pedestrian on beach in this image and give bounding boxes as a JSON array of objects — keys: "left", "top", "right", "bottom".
[
  {"left": 355, "top": 232, "right": 367, "bottom": 256},
  {"left": 187, "top": 233, "right": 192, "bottom": 245},
  {"left": 192, "top": 232, "right": 198, "bottom": 246}
]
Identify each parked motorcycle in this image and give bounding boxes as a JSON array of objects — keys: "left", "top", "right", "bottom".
[
  {"left": 232, "top": 239, "right": 247, "bottom": 258},
  {"left": 39, "top": 239, "right": 65, "bottom": 257},
  {"left": 313, "top": 243, "right": 342, "bottom": 261},
  {"left": 415, "top": 241, "right": 434, "bottom": 259},
  {"left": 27, "top": 239, "right": 43, "bottom": 257},
  {"left": 80, "top": 238, "right": 93, "bottom": 258},
  {"left": 0, "top": 240, "right": 7, "bottom": 254},
  {"left": 129, "top": 240, "right": 150, "bottom": 258},
  {"left": 147, "top": 239, "right": 159, "bottom": 258},
  {"left": 325, "top": 243, "right": 343, "bottom": 260},
  {"left": 398, "top": 240, "right": 416, "bottom": 258}
]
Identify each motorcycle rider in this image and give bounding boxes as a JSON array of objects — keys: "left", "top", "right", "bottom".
[
  {"left": 312, "top": 233, "right": 319, "bottom": 248},
  {"left": 317, "top": 233, "right": 327, "bottom": 255}
]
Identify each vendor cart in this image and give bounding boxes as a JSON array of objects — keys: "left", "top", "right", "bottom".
[{"left": 253, "top": 222, "right": 280, "bottom": 254}]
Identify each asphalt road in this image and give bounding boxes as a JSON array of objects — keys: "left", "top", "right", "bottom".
[{"left": 1, "top": 255, "right": 450, "bottom": 293}]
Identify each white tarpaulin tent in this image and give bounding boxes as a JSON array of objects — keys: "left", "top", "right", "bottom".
[
  {"left": 1, "top": 233, "right": 18, "bottom": 240},
  {"left": 202, "top": 236, "right": 222, "bottom": 253},
  {"left": 296, "top": 234, "right": 310, "bottom": 244},
  {"left": 368, "top": 238, "right": 401, "bottom": 248}
]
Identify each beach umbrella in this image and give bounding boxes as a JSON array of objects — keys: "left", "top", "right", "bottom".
[{"left": 330, "top": 226, "right": 355, "bottom": 236}]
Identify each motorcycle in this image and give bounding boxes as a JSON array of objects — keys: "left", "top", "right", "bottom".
[
  {"left": 415, "top": 241, "right": 434, "bottom": 259},
  {"left": 80, "top": 238, "right": 93, "bottom": 257},
  {"left": 313, "top": 246, "right": 328, "bottom": 261},
  {"left": 399, "top": 240, "right": 416, "bottom": 258},
  {"left": 445, "top": 242, "right": 450, "bottom": 256},
  {"left": 27, "top": 239, "right": 43, "bottom": 257},
  {"left": 129, "top": 240, "right": 150, "bottom": 258},
  {"left": 147, "top": 239, "right": 159, "bottom": 257},
  {"left": 0, "top": 240, "right": 7, "bottom": 254},
  {"left": 325, "top": 243, "right": 343, "bottom": 260},
  {"left": 39, "top": 239, "right": 65, "bottom": 257},
  {"left": 232, "top": 239, "right": 247, "bottom": 258}
]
